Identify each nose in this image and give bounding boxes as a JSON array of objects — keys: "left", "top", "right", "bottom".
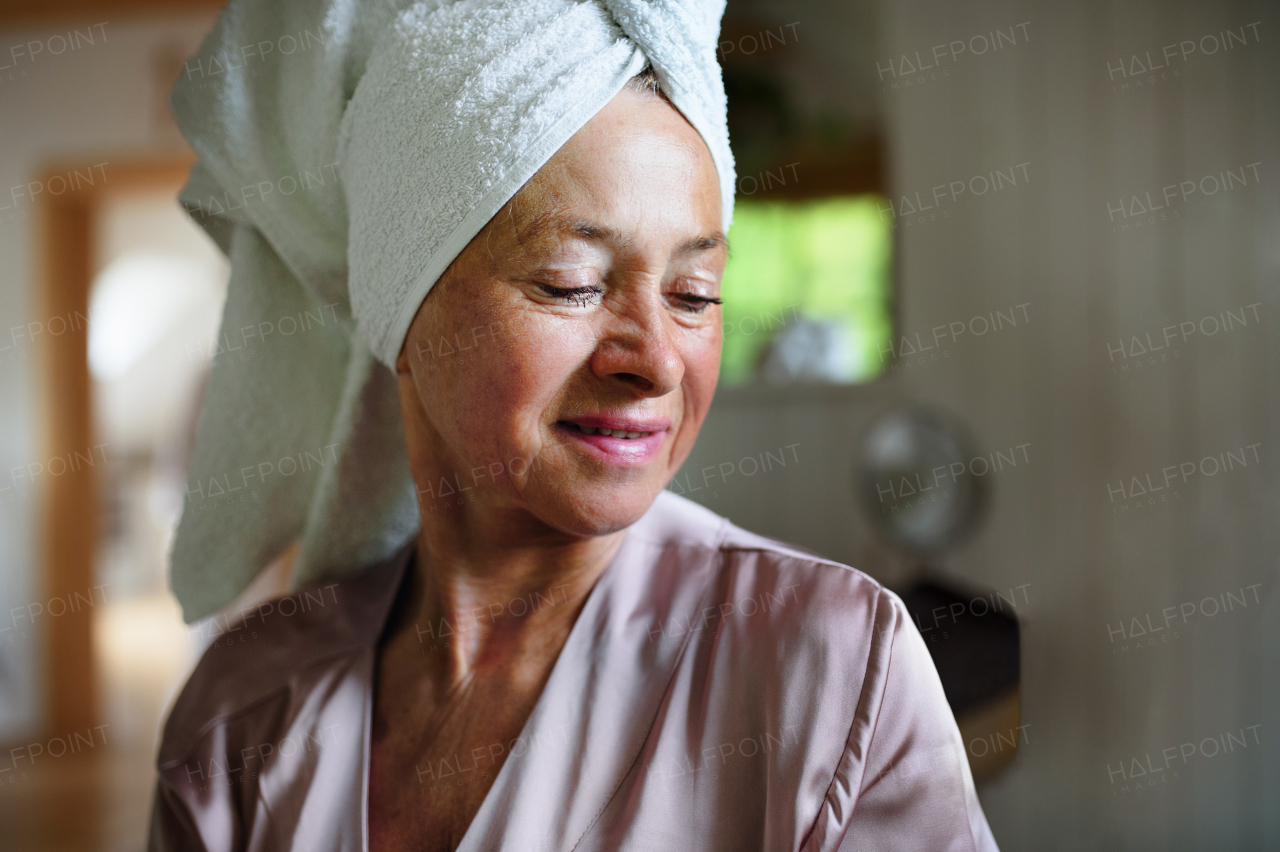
[{"left": 590, "top": 289, "right": 685, "bottom": 398}]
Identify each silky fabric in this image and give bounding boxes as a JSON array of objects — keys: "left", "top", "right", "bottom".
[{"left": 150, "top": 492, "right": 998, "bottom": 851}]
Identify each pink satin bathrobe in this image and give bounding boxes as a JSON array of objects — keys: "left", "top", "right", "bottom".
[{"left": 149, "top": 491, "right": 999, "bottom": 851}]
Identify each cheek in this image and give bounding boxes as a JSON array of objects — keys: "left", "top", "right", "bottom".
[
  {"left": 680, "top": 327, "right": 722, "bottom": 412},
  {"left": 492, "top": 318, "right": 588, "bottom": 414},
  {"left": 665, "top": 328, "right": 720, "bottom": 466},
  {"left": 426, "top": 308, "right": 596, "bottom": 462}
]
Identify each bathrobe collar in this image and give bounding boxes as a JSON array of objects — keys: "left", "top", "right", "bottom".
[{"left": 360, "top": 491, "right": 730, "bottom": 851}]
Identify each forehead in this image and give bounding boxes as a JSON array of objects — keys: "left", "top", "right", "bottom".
[{"left": 484, "top": 92, "right": 723, "bottom": 253}]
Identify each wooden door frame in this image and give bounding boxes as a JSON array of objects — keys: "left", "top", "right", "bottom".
[
  {"left": 36, "top": 155, "right": 193, "bottom": 737},
  {"left": 0, "top": 0, "right": 225, "bottom": 29}
]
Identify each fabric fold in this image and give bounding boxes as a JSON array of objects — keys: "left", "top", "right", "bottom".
[{"left": 170, "top": 224, "right": 356, "bottom": 619}]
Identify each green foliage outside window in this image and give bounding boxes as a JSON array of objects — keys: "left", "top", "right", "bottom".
[{"left": 718, "top": 196, "right": 893, "bottom": 385}]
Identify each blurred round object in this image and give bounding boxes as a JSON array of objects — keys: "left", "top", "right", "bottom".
[{"left": 855, "top": 405, "right": 989, "bottom": 556}]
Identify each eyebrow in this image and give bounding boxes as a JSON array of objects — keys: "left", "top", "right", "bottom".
[{"left": 519, "top": 209, "right": 726, "bottom": 257}]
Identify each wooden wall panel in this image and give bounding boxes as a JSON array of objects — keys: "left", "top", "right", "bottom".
[{"left": 36, "top": 157, "right": 193, "bottom": 737}]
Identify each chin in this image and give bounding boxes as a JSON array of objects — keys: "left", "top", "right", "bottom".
[{"left": 529, "top": 482, "right": 661, "bottom": 538}]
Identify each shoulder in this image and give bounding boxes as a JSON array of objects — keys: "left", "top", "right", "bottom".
[
  {"left": 639, "top": 491, "right": 913, "bottom": 728},
  {"left": 718, "top": 511, "right": 907, "bottom": 690},
  {"left": 157, "top": 546, "right": 410, "bottom": 768},
  {"left": 643, "top": 490, "right": 907, "bottom": 646},
  {"left": 643, "top": 494, "right": 938, "bottom": 827}
]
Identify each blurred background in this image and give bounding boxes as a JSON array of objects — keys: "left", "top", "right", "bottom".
[{"left": 0, "top": 0, "right": 1275, "bottom": 849}]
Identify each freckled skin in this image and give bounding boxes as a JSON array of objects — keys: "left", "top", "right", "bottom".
[{"left": 367, "top": 87, "right": 725, "bottom": 852}]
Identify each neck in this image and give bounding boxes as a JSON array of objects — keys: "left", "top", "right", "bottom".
[
  {"left": 404, "top": 497, "right": 626, "bottom": 685},
  {"left": 391, "top": 371, "right": 632, "bottom": 685}
]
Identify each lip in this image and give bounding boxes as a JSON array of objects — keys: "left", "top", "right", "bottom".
[
  {"left": 561, "top": 414, "right": 672, "bottom": 433},
  {"left": 555, "top": 414, "right": 671, "bottom": 467}
]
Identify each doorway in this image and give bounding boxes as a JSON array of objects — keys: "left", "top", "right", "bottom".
[{"left": 21, "top": 156, "right": 227, "bottom": 851}]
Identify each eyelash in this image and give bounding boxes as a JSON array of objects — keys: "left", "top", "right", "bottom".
[
  {"left": 669, "top": 293, "right": 722, "bottom": 314},
  {"left": 537, "top": 283, "right": 603, "bottom": 308},
  {"left": 536, "top": 283, "right": 722, "bottom": 314}
]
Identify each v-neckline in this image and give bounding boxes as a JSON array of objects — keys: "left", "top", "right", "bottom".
[{"left": 358, "top": 532, "right": 633, "bottom": 852}]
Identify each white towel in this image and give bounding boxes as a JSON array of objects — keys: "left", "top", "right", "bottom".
[{"left": 168, "top": 0, "right": 736, "bottom": 622}]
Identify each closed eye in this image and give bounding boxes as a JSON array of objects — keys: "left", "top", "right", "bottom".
[
  {"left": 537, "top": 282, "right": 604, "bottom": 308},
  {"left": 668, "top": 293, "right": 722, "bottom": 314}
]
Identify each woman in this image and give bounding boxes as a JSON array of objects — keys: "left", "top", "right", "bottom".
[{"left": 151, "top": 1, "right": 998, "bottom": 850}]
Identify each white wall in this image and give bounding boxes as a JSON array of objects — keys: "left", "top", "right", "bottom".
[
  {"left": 0, "top": 12, "right": 216, "bottom": 741},
  {"left": 684, "top": 0, "right": 1278, "bottom": 847}
]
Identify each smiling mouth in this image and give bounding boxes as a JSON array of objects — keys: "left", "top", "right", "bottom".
[{"left": 559, "top": 421, "right": 654, "bottom": 439}]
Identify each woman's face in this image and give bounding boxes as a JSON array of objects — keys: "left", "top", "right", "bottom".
[{"left": 396, "top": 87, "right": 726, "bottom": 538}]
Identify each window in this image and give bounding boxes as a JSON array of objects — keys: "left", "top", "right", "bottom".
[{"left": 719, "top": 195, "right": 893, "bottom": 385}]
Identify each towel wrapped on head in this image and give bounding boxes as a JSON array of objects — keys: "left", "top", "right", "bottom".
[{"left": 168, "top": 0, "right": 736, "bottom": 622}]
